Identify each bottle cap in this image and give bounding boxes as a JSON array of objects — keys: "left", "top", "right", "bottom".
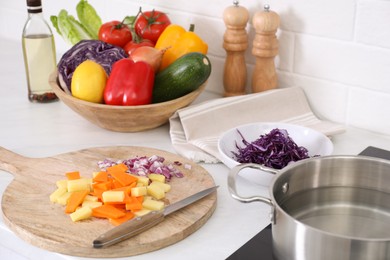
[{"left": 26, "top": 0, "right": 42, "bottom": 13}]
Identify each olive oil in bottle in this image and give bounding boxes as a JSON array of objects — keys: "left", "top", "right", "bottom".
[{"left": 22, "top": 0, "right": 58, "bottom": 102}]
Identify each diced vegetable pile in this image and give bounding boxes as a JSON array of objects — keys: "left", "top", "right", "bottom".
[
  {"left": 49, "top": 155, "right": 184, "bottom": 225},
  {"left": 232, "top": 128, "right": 311, "bottom": 169}
]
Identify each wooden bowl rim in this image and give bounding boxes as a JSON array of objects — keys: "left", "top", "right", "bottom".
[{"left": 49, "top": 71, "right": 206, "bottom": 110}]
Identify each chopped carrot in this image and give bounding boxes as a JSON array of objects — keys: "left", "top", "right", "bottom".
[
  {"left": 93, "top": 171, "right": 108, "bottom": 183},
  {"left": 66, "top": 171, "right": 80, "bottom": 180},
  {"left": 110, "top": 171, "right": 138, "bottom": 187},
  {"left": 136, "top": 196, "right": 144, "bottom": 203},
  {"left": 90, "top": 211, "right": 108, "bottom": 219},
  {"left": 92, "top": 181, "right": 112, "bottom": 191},
  {"left": 92, "top": 204, "right": 126, "bottom": 219},
  {"left": 112, "top": 185, "right": 133, "bottom": 195},
  {"left": 125, "top": 196, "right": 143, "bottom": 211},
  {"left": 65, "top": 190, "right": 89, "bottom": 213},
  {"left": 109, "top": 211, "right": 135, "bottom": 226},
  {"left": 106, "top": 163, "right": 128, "bottom": 173},
  {"left": 90, "top": 188, "right": 104, "bottom": 201},
  {"left": 107, "top": 164, "right": 137, "bottom": 186},
  {"left": 112, "top": 203, "right": 127, "bottom": 210},
  {"left": 112, "top": 179, "right": 124, "bottom": 189}
]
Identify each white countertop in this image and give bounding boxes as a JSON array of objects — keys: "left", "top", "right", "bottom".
[{"left": 1, "top": 38, "right": 390, "bottom": 260}]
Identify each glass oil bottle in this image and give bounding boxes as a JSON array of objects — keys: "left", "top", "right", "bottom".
[{"left": 22, "top": 0, "right": 58, "bottom": 102}]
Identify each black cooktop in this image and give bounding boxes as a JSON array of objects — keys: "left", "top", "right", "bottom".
[{"left": 226, "top": 146, "right": 390, "bottom": 260}]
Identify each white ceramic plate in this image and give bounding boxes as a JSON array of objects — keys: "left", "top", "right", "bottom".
[{"left": 218, "top": 122, "right": 334, "bottom": 186}]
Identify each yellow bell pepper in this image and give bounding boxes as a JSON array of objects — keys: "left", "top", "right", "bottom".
[{"left": 155, "top": 24, "right": 208, "bottom": 71}]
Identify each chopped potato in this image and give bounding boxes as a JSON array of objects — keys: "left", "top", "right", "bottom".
[
  {"left": 67, "top": 178, "right": 92, "bottom": 192},
  {"left": 56, "top": 192, "right": 72, "bottom": 205},
  {"left": 56, "top": 179, "right": 68, "bottom": 189},
  {"left": 70, "top": 206, "right": 92, "bottom": 222},
  {"left": 142, "top": 199, "right": 165, "bottom": 211},
  {"left": 131, "top": 186, "right": 147, "bottom": 197},
  {"left": 102, "top": 191, "right": 125, "bottom": 203},
  {"left": 49, "top": 187, "right": 67, "bottom": 203},
  {"left": 136, "top": 176, "right": 150, "bottom": 186},
  {"left": 82, "top": 200, "right": 103, "bottom": 209},
  {"left": 147, "top": 182, "right": 165, "bottom": 200},
  {"left": 84, "top": 195, "right": 99, "bottom": 202},
  {"left": 150, "top": 181, "right": 171, "bottom": 192},
  {"left": 148, "top": 173, "right": 165, "bottom": 183},
  {"left": 134, "top": 208, "right": 151, "bottom": 217}
]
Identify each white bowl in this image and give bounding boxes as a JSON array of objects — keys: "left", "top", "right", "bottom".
[{"left": 218, "top": 122, "right": 334, "bottom": 186}]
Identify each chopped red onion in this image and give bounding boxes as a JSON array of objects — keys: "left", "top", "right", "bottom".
[{"left": 97, "top": 155, "right": 185, "bottom": 182}]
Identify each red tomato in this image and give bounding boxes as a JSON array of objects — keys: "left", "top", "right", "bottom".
[
  {"left": 124, "top": 39, "right": 155, "bottom": 55},
  {"left": 98, "top": 21, "right": 132, "bottom": 48},
  {"left": 134, "top": 10, "right": 171, "bottom": 43}
]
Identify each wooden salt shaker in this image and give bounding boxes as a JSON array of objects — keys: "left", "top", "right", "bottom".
[
  {"left": 222, "top": 0, "right": 249, "bottom": 97},
  {"left": 251, "top": 4, "right": 280, "bottom": 93}
]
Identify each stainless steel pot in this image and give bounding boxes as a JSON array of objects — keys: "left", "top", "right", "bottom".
[{"left": 228, "top": 155, "right": 390, "bottom": 260}]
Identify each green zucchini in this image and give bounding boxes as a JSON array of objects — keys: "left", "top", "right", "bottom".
[{"left": 152, "top": 52, "right": 212, "bottom": 103}]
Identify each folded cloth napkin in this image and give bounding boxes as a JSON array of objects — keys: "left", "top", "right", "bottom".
[{"left": 169, "top": 87, "right": 346, "bottom": 163}]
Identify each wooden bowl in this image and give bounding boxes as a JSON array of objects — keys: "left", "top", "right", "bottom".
[{"left": 49, "top": 71, "right": 206, "bottom": 132}]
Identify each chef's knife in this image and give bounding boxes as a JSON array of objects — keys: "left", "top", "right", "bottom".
[{"left": 93, "top": 185, "right": 218, "bottom": 248}]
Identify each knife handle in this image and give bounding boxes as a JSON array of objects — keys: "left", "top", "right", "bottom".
[{"left": 93, "top": 210, "right": 165, "bottom": 248}]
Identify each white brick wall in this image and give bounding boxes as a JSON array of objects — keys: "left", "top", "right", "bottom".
[{"left": 1, "top": 0, "right": 389, "bottom": 135}]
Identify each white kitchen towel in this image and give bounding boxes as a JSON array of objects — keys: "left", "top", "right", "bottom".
[{"left": 169, "top": 87, "right": 346, "bottom": 163}]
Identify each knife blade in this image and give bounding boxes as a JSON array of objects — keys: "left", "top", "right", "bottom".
[{"left": 93, "top": 185, "right": 218, "bottom": 248}]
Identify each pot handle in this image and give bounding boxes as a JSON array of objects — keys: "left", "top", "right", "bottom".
[
  {"left": 228, "top": 163, "right": 279, "bottom": 223},
  {"left": 228, "top": 163, "right": 275, "bottom": 206}
]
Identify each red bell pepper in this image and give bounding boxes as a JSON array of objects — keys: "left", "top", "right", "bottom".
[{"left": 104, "top": 59, "right": 154, "bottom": 106}]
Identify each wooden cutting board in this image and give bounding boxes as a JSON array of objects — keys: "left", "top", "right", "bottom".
[{"left": 0, "top": 146, "right": 217, "bottom": 258}]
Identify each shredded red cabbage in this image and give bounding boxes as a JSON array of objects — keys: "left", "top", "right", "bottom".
[
  {"left": 232, "top": 128, "right": 310, "bottom": 169},
  {"left": 57, "top": 40, "right": 128, "bottom": 92},
  {"left": 97, "top": 155, "right": 185, "bottom": 182}
]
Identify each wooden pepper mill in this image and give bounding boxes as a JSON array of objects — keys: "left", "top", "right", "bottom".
[
  {"left": 251, "top": 4, "right": 280, "bottom": 93},
  {"left": 222, "top": 0, "right": 249, "bottom": 97}
]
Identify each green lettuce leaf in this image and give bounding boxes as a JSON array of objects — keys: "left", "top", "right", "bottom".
[
  {"left": 50, "top": 15, "right": 61, "bottom": 36},
  {"left": 55, "top": 9, "right": 92, "bottom": 45},
  {"left": 76, "top": 0, "right": 102, "bottom": 39}
]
